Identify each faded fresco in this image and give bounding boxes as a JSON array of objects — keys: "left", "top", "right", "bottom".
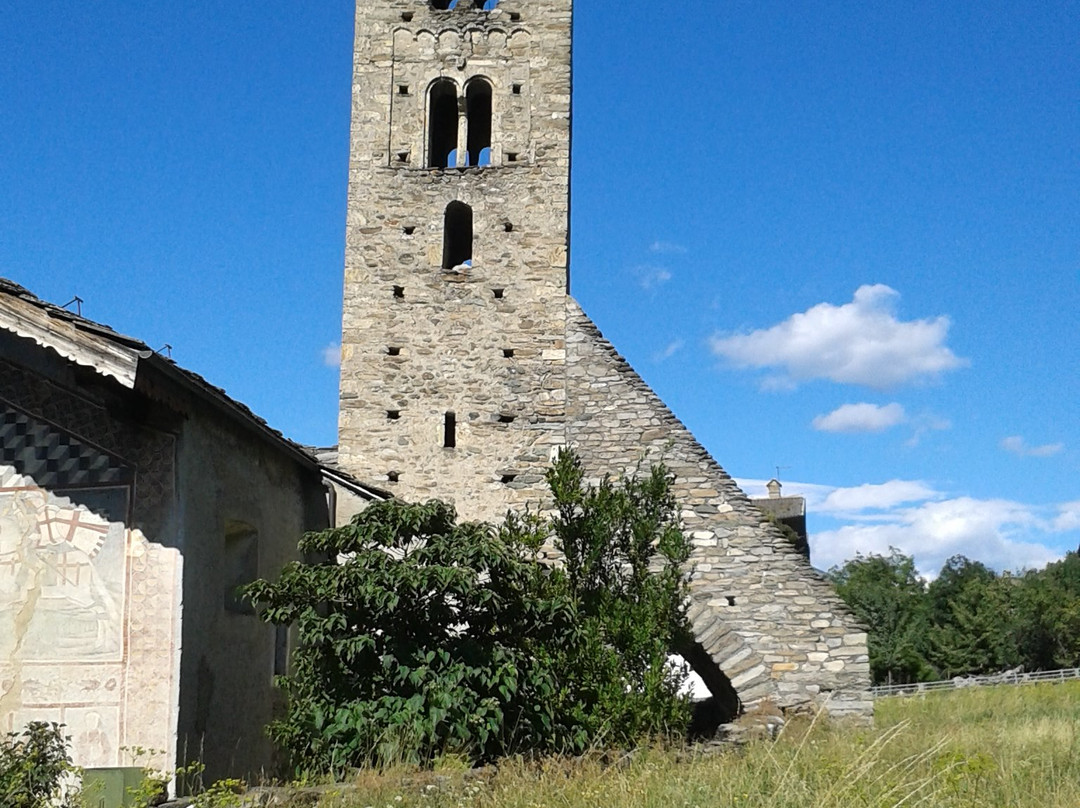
[
  {"left": 0, "top": 398, "right": 181, "bottom": 772},
  {"left": 0, "top": 482, "right": 127, "bottom": 662},
  {"left": 0, "top": 470, "right": 130, "bottom": 765}
]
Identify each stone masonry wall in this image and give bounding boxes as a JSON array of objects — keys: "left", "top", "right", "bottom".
[{"left": 564, "top": 301, "right": 873, "bottom": 718}]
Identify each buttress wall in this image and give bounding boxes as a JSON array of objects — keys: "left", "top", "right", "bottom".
[{"left": 564, "top": 301, "right": 873, "bottom": 717}]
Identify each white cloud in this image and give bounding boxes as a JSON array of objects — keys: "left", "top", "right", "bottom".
[
  {"left": 811, "top": 496, "right": 1063, "bottom": 578},
  {"left": 649, "top": 241, "right": 687, "bottom": 255},
  {"left": 634, "top": 266, "right": 672, "bottom": 290},
  {"left": 820, "top": 480, "right": 940, "bottom": 514},
  {"left": 709, "top": 284, "right": 968, "bottom": 389},
  {"left": 1001, "top": 435, "right": 1064, "bottom": 458},
  {"left": 1054, "top": 502, "right": 1080, "bottom": 533},
  {"left": 738, "top": 476, "right": 1074, "bottom": 578},
  {"left": 321, "top": 342, "right": 342, "bottom": 368},
  {"left": 653, "top": 339, "right": 684, "bottom": 362},
  {"left": 812, "top": 402, "right": 907, "bottom": 433}
]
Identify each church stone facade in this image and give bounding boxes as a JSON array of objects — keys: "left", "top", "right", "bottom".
[{"left": 337, "top": 0, "right": 872, "bottom": 719}]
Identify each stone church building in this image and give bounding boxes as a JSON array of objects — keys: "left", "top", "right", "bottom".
[
  {"left": 336, "top": 0, "right": 871, "bottom": 720},
  {"left": 0, "top": 0, "right": 871, "bottom": 788}
]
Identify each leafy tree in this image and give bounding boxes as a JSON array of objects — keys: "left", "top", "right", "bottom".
[
  {"left": 245, "top": 450, "right": 693, "bottom": 774},
  {"left": 541, "top": 450, "right": 693, "bottom": 744},
  {"left": 828, "top": 550, "right": 934, "bottom": 685}
]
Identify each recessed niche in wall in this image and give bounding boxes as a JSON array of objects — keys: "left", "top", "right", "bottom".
[
  {"left": 501, "top": 474, "right": 517, "bottom": 484},
  {"left": 503, "top": 222, "right": 514, "bottom": 233},
  {"left": 512, "top": 84, "right": 523, "bottom": 95},
  {"left": 403, "top": 225, "right": 416, "bottom": 235},
  {"left": 506, "top": 152, "right": 519, "bottom": 163},
  {"left": 498, "top": 414, "right": 516, "bottom": 424},
  {"left": 388, "top": 471, "right": 400, "bottom": 483},
  {"left": 726, "top": 596, "right": 737, "bottom": 607},
  {"left": 502, "top": 348, "right": 515, "bottom": 358},
  {"left": 401, "top": 11, "right": 414, "bottom": 21},
  {"left": 393, "top": 285, "right": 405, "bottom": 298},
  {"left": 492, "top": 288, "right": 505, "bottom": 299},
  {"left": 387, "top": 410, "right": 401, "bottom": 420},
  {"left": 387, "top": 346, "right": 402, "bottom": 356}
]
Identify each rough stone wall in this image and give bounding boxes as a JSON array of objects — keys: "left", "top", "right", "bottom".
[
  {"left": 564, "top": 303, "right": 873, "bottom": 717},
  {"left": 338, "top": 0, "right": 573, "bottom": 521}
]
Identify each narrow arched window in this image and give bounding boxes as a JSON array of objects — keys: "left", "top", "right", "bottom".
[
  {"left": 428, "top": 80, "right": 458, "bottom": 168},
  {"left": 442, "top": 202, "right": 473, "bottom": 268},
  {"left": 465, "top": 79, "right": 493, "bottom": 167}
]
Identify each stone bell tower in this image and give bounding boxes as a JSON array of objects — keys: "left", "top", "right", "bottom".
[
  {"left": 338, "top": 0, "right": 573, "bottom": 519},
  {"left": 338, "top": 1, "right": 875, "bottom": 721}
]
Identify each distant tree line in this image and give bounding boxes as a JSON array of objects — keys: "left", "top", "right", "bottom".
[{"left": 828, "top": 550, "right": 1080, "bottom": 685}]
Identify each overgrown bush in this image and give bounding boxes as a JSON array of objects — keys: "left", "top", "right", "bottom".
[
  {"left": 245, "top": 450, "right": 693, "bottom": 774},
  {"left": 0, "top": 722, "right": 77, "bottom": 808}
]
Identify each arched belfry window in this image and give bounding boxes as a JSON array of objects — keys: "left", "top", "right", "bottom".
[
  {"left": 443, "top": 202, "right": 473, "bottom": 268},
  {"left": 428, "top": 80, "right": 458, "bottom": 168},
  {"left": 465, "top": 79, "right": 493, "bottom": 167}
]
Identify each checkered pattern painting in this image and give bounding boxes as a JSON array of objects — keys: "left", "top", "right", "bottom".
[{"left": 0, "top": 406, "right": 132, "bottom": 488}]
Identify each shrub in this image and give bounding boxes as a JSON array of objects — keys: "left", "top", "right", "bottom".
[
  {"left": 0, "top": 722, "right": 77, "bottom": 808},
  {"left": 245, "top": 450, "right": 693, "bottom": 774}
]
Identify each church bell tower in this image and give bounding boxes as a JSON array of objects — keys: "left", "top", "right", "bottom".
[{"left": 338, "top": 0, "right": 574, "bottom": 520}]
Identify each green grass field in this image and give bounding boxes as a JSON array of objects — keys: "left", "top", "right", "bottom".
[{"left": 281, "top": 682, "right": 1080, "bottom": 808}]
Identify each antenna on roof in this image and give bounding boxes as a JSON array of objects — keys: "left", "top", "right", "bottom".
[
  {"left": 155, "top": 344, "right": 173, "bottom": 359},
  {"left": 61, "top": 296, "right": 84, "bottom": 316},
  {"left": 775, "top": 465, "right": 791, "bottom": 481}
]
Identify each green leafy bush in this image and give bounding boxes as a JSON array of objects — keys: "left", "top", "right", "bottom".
[
  {"left": 0, "top": 722, "right": 77, "bottom": 808},
  {"left": 245, "top": 450, "right": 693, "bottom": 774}
]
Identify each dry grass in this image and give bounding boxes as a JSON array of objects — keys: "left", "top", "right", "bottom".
[{"left": 284, "top": 681, "right": 1080, "bottom": 808}]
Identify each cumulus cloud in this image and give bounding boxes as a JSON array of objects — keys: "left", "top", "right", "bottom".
[
  {"left": 811, "top": 496, "right": 1063, "bottom": 578},
  {"left": 813, "top": 402, "right": 907, "bottom": 433},
  {"left": 709, "top": 285, "right": 968, "bottom": 389},
  {"left": 634, "top": 266, "right": 673, "bottom": 290},
  {"left": 649, "top": 241, "right": 687, "bottom": 255},
  {"left": 738, "top": 476, "right": 1074, "bottom": 578},
  {"left": 653, "top": 339, "right": 684, "bottom": 362},
  {"left": 819, "top": 480, "right": 941, "bottom": 514},
  {"left": 1001, "top": 435, "right": 1064, "bottom": 458},
  {"left": 1055, "top": 502, "right": 1080, "bottom": 533},
  {"left": 321, "top": 342, "right": 342, "bottom": 368}
]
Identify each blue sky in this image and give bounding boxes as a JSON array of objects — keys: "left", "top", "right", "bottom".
[{"left": 2, "top": 1, "right": 1077, "bottom": 577}]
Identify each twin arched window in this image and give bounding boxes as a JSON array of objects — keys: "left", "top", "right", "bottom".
[{"left": 427, "top": 78, "right": 493, "bottom": 168}]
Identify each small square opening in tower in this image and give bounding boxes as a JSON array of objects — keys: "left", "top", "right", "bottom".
[
  {"left": 388, "top": 471, "right": 400, "bottom": 483},
  {"left": 387, "top": 346, "right": 401, "bottom": 356},
  {"left": 393, "top": 285, "right": 405, "bottom": 298},
  {"left": 401, "top": 12, "right": 414, "bottom": 21},
  {"left": 492, "top": 288, "right": 505, "bottom": 299},
  {"left": 502, "top": 348, "right": 515, "bottom": 358},
  {"left": 512, "top": 84, "right": 523, "bottom": 95},
  {"left": 510, "top": 12, "right": 521, "bottom": 21},
  {"left": 498, "top": 414, "right": 516, "bottom": 424},
  {"left": 726, "top": 596, "right": 737, "bottom": 607},
  {"left": 506, "top": 152, "right": 519, "bottom": 163},
  {"left": 387, "top": 410, "right": 401, "bottom": 421},
  {"left": 501, "top": 473, "right": 517, "bottom": 484},
  {"left": 403, "top": 225, "right": 416, "bottom": 236},
  {"left": 397, "top": 151, "right": 410, "bottom": 164},
  {"left": 503, "top": 221, "right": 514, "bottom": 233},
  {"left": 398, "top": 85, "right": 410, "bottom": 96}
]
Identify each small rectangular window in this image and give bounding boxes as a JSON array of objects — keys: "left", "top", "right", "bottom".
[
  {"left": 444, "top": 412, "right": 457, "bottom": 448},
  {"left": 398, "top": 85, "right": 410, "bottom": 96},
  {"left": 393, "top": 285, "right": 405, "bottom": 298},
  {"left": 503, "top": 348, "right": 515, "bottom": 358}
]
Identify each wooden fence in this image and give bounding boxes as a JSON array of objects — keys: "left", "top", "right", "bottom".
[{"left": 872, "top": 667, "right": 1080, "bottom": 697}]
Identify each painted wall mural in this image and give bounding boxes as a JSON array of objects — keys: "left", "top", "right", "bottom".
[{"left": 0, "top": 397, "right": 180, "bottom": 773}]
